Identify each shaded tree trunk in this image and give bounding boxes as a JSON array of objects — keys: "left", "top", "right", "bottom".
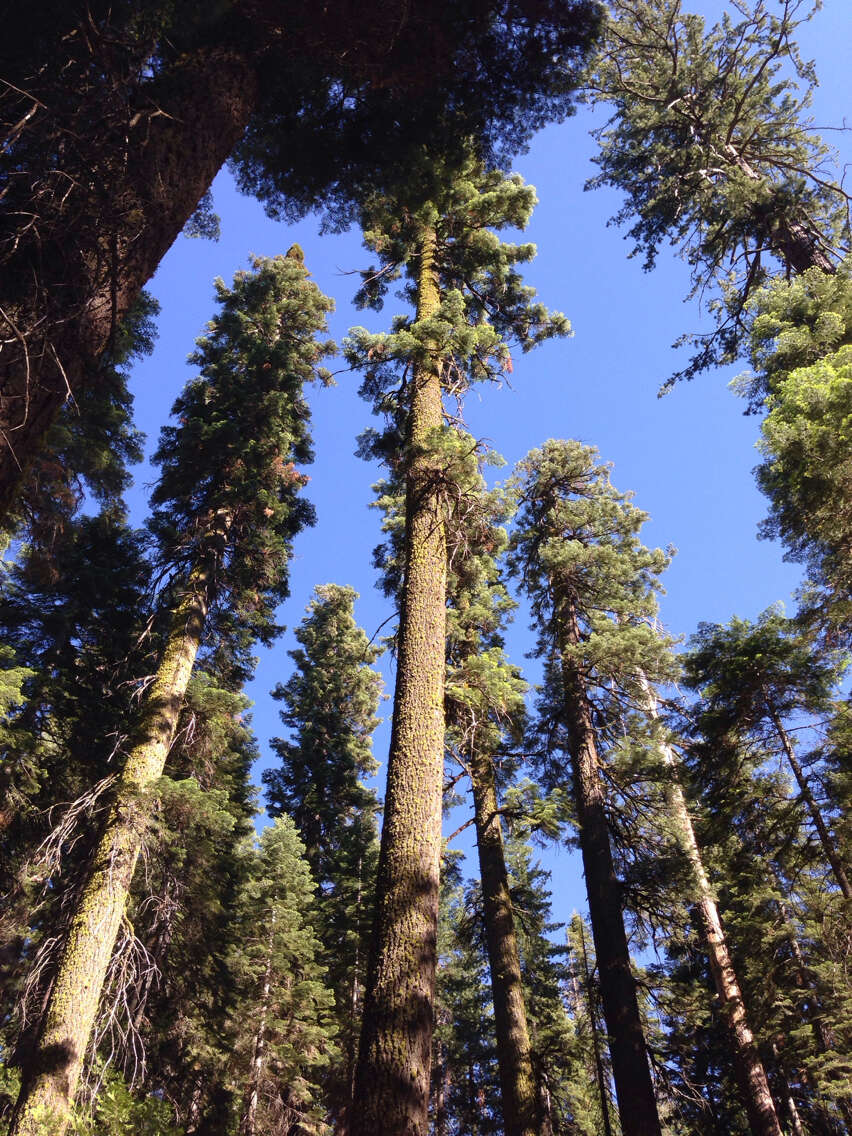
[
  {"left": 469, "top": 748, "right": 538, "bottom": 1136},
  {"left": 577, "top": 919, "right": 614, "bottom": 1136},
  {"left": 352, "top": 226, "right": 447, "bottom": 1136},
  {"left": 764, "top": 698, "right": 851, "bottom": 899},
  {"left": 9, "top": 562, "right": 213, "bottom": 1135},
  {"left": 0, "top": 48, "right": 259, "bottom": 522},
  {"left": 556, "top": 590, "right": 662, "bottom": 1136}
]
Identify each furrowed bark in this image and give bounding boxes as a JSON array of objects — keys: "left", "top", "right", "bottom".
[
  {"left": 0, "top": 48, "right": 259, "bottom": 523},
  {"left": 469, "top": 748, "right": 538, "bottom": 1136},
  {"left": 640, "top": 679, "right": 783, "bottom": 1136},
  {"left": 352, "top": 226, "right": 447, "bottom": 1136},
  {"left": 9, "top": 561, "right": 213, "bottom": 1135},
  {"left": 557, "top": 591, "right": 662, "bottom": 1136}
]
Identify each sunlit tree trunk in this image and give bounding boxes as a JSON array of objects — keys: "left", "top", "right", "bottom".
[
  {"left": 640, "top": 679, "right": 783, "bottom": 1136},
  {"left": 352, "top": 225, "right": 447, "bottom": 1136},
  {"left": 10, "top": 560, "right": 214, "bottom": 1136},
  {"left": 470, "top": 748, "right": 538, "bottom": 1136}
]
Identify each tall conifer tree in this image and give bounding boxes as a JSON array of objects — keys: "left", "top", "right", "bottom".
[
  {"left": 264, "top": 583, "right": 383, "bottom": 1130},
  {"left": 508, "top": 439, "right": 674, "bottom": 1136},
  {"left": 345, "top": 159, "right": 569, "bottom": 1135},
  {"left": 9, "top": 251, "right": 333, "bottom": 1136}
]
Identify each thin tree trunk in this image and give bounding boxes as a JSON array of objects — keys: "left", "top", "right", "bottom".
[
  {"left": 578, "top": 919, "right": 614, "bottom": 1136},
  {"left": 9, "top": 562, "right": 213, "bottom": 1136},
  {"left": 557, "top": 592, "right": 662, "bottom": 1136},
  {"left": 239, "top": 913, "right": 277, "bottom": 1136},
  {"left": 764, "top": 698, "right": 852, "bottom": 899},
  {"left": 433, "top": 1036, "right": 450, "bottom": 1136},
  {"left": 767, "top": 855, "right": 852, "bottom": 1130},
  {"left": 770, "top": 1043, "right": 805, "bottom": 1136},
  {"left": 352, "top": 225, "right": 447, "bottom": 1136},
  {"left": 469, "top": 748, "right": 538, "bottom": 1136},
  {"left": 640, "top": 679, "right": 783, "bottom": 1136}
]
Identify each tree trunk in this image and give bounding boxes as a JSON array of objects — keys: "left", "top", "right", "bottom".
[
  {"left": 239, "top": 913, "right": 277, "bottom": 1136},
  {"left": 577, "top": 919, "right": 614, "bottom": 1136},
  {"left": 433, "top": 1036, "right": 450, "bottom": 1136},
  {"left": 722, "top": 145, "right": 836, "bottom": 275},
  {"left": 764, "top": 698, "right": 852, "bottom": 899},
  {"left": 770, "top": 1043, "right": 805, "bottom": 1136},
  {"left": 469, "top": 748, "right": 538, "bottom": 1136},
  {"left": 557, "top": 592, "right": 662, "bottom": 1136},
  {"left": 352, "top": 225, "right": 447, "bottom": 1136},
  {"left": 9, "top": 564, "right": 212, "bottom": 1135},
  {"left": 640, "top": 679, "right": 783, "bottom": 1136},
  {"left": 0, "top": 49, "right": 259, "bottom": 523}
]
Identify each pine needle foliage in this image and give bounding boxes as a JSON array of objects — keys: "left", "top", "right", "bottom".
[{"left": 587, "top": 0, "right": 849, "bottom": 382}]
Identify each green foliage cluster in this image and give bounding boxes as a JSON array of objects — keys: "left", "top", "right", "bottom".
[
  {"left": 588, "top": 0, "right": 848, "bottom": 381},
  {"left": 736, "top": 262, "right": 852, "bottom": 636}
]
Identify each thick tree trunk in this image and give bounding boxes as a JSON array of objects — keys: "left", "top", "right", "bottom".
[
  {"left": 0, "top": 47, "right": 259, "bottom": 523},
  {"left": 640, "top": 680, "right": 783, "bottom": 1136},
  {"left": 469, "top": 749, "right": 538, "bottom": 1136},
  {"left": 764, "top": 699, "right": 852, "bottom": 899},
  {"left": 557, "top": 593, "right": 662, "bottom": 1136},
  {"left": 352, "top": 226, "right": 447, "bottom": 1136},
  {"left": 9, "top": 566, "right": 211, "bottom": 1135}
]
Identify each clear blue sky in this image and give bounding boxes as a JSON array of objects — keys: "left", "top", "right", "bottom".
[{"left": 124, "top": 1, "right": 851, "bottom": 927}]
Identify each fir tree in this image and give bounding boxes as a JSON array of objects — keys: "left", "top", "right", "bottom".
[
  {"left": 636, "top": 683, "right": 786, "bottom": 1136},
  {"left": 121, "top": 671, "right": 260, "bottom": 1133},
  {"left": 441, "top": 462, "right": 539, "bottom": 1136},
  {"left": 683, "top": 608, "right": 850, "bottom": 899},
  {"left": 264, "top": 584, "right": 383, "bottom": 1131},
  {"left": 9, "top": 252, "right": 333, "bottom": 1136},
  {"left": 0, "top": 511, "right": 152, "bottom": 1069},
  {"left": 345, "top": 158, "right": 569, "bottom": 1136},
  {"left": 508, "top": 438, "right": 676, "bottom": 1136},
  {"left": 681, "top": 620, "right": 852, "bottom": 1126},
  {"left": 229, "top": 818, "right": 338, "bottom": 1136},
  {"left": 735, "top": 261, "right": 852, "bottom": 640}
]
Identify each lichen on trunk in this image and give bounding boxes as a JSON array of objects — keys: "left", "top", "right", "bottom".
[{"left": 352, "top": 227, "right": 448, "bottom": 1136}]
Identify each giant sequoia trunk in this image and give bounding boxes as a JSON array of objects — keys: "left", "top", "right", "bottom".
[
  {"left": 9, "top": 563, "right": 213, "bottom": 1136},
  {"left": 557, "top": 591, "right": 662, "bottom": 1136},
  {"left": 640, "top": 681, "right": 784, "bottom": 1136},
  {"left": 469, "top": 748, "right": 538, "bottom": 1136},
  {"left": 0, "top": 48, "right": 259, "bottom": 522},
  {"left": 352, "top": 227, "right": 448, "bottom": 1136}
]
